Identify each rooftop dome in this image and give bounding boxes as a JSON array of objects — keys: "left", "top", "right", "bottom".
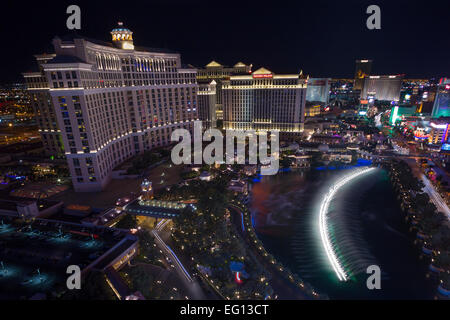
[
  {"left": 111, "top": 21, "right": 132, "bottom": 34},
  {"left": 111, "top": 22, "right": 134, "bottom": 49}
]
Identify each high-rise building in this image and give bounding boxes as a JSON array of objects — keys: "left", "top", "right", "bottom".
[
  {"left": 222, "top": 67, "right": 307, "bottom": 132},
  {"left": 428, "top": 118, "right": 450, "bottom": 145},
  {"left": 361, "top": 75, "right": 403, "bottom": 102},
  {"left": 306, "top": 78, "right": 331, "bottom": 104},
  {"left": 23, "top": 22, "right": 198, "bottom": 192},
  {"left": 197, "top": 80, "right": 217, "bottom": 128},
  {"left": 197, "top": 61, "right": 252, "bottom": 122},
  {"left": 431, "top": 78, "right": 450, "bottom": 118},
  {"left": 23, "top": 53, "right": 65, "bottom": 157},
  {"left": 354, "top": 59, "right": 372, "bottom": 91}
]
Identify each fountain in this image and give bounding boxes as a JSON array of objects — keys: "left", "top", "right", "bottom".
[
  {"left": 253, "top": 166, "right": 435, "bottom": 299},
  {"left": 318, "top": 167, "right": 378, "bottom": 281}
]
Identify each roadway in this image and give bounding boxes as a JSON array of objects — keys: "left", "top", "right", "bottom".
[
  {"left": 151, "top": 219, "right": 207, "bottom": 299},
  {"left": 228, "top": 206, "right": 312, "bottom": 300},
  {"left": 421, "top": 175, "right": 450, "bottom": 220},
  {"left": 403, "top": 157, "right": 450, "bottom": 221}
]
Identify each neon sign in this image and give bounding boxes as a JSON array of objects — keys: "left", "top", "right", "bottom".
[{"left": 252, "top": 74, "right": 273, "bottom": 79}]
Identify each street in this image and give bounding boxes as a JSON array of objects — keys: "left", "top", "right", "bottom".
[
  {"left": 229, "top": 206, "right": 312, "bottom": 300},
  {"left": 152, "top": 219, "right": 207, "bottom": 300},
  {"left": 403, "top": 157, "right": 450, "bottom": 221}
]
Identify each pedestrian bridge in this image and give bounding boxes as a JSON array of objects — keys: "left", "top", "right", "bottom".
[{"left": 123, "top": 199, "right": 191, "bottom": 219}]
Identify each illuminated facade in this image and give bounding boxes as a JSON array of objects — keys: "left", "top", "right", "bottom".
[
  {"left": 23, "top": 53, "right": 65, "bottom": 157},
  {"left": 413, "top": 127, "right": 429, "bottom": 141},
  {"left": 24, "top": 23, "right": 198, "bottom": 192},
  {"left": 305, "top": 104, "right": 321, "bottom": 117},
  {"left": 222, "top": 67, "right": 307, "bottom": 132},
  {"left": 197, "top": 61, "right": 252, "bottom": 121},
  {"left": 354, "top": 59, "right": 372, "bottom": 91},
  {"left": 431, "top": 78, "right": 450, "bottom": 118},
  {"left": 197, "top": 80, "right": 217, "bottom": 128},
  {"left": 428, "top": 120, "right": 450, "bottom": 145},
  {"left": 111, "top": 22, "right": 134, "bottom": 50},
  {"left": 361, "top": 75, "right": 403, "bottom": 102},
  {"left": 389, "top": 105, "right": 416, "bottom": 125}
]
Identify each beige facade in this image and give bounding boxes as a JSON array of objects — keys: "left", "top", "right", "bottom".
[
  {"left": 222, "top": 67, "right": 307, "bottom": 132},
  {"left": 24, "top": 24, "right": 198, "bottom": 192},
  {"left": 23, "top": 54, "right": 65, "bottom": 157},
  {"left": 197, "top": 61, "right": 252, "bottom": 122},
  {"left": 197, "top": 80, "right": 217, "bottom": 128}
]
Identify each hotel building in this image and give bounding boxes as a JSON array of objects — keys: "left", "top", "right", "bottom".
[
  {"left": 23, "top": 23, "right": 198, "bottom": 192},
  {"left": 354, "top": 59, "right": 373, "bottom": 91},
  {"left": 431, "top": 78, "right": 450, "bottom": 118},
  {"left": 197, "top": 61, "right": 252, "bottom": 122},
  {"left": 222, "top": 67, "right": 307, "bottom": 132},
  {"left": 197, "top": 80, "right": 217, "bottom": 128},
  {"left": 428, "top": 118, "right": 450, "bottom": 145},
  {"left": 23, "top": 53, "right": 65, "bottom": 157},
  {"left": 361, "top": 75, "right": 403, "bottom": 102}
]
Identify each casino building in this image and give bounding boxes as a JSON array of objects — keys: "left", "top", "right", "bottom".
[
  {"left": 222, "top": 67, "right": 307, "bottom": 132},
  {"left": 428, "top": 118, "right": 450, "bottom": 145},
  {"left": 197, "top": 80, "right": 217, "bottom": 128},
  {"left": 354, "top": 59, "right": 373, "bottom": 92},
  {"left": 23, "top": 22, "right": 198, "bottom": 192},
  {"left": 23, "top": 53, "right": 64, "bottom": 157},
  {"left": 361, "top": 75, "right": 403, "bottom": 102},
  {"left": 431, "top": 78, "right": 450, "bottom": 118},
  {"left": 197, "top": 61, "right": 252, "bottom": 122}
]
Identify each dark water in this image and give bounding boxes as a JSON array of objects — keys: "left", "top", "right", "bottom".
[{"left": 250, "top": 168, "right": 436, "bottom": 299}]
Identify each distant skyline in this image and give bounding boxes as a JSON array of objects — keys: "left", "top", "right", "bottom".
[{"left": 2, "top": 0, "right": 450, "bottom": 83}]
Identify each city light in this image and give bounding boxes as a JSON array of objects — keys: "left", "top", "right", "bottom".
[{"left": 2, "top": 1, "right": 450, "bottom": 305}]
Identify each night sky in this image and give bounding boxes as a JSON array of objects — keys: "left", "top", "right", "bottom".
[{"left": 2, "top": 0, "right": 449, "bottom": 83}]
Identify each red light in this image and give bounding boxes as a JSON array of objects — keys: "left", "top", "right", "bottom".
[
  {"left": 252, "top": 74, "right": 273, "bottom": 79},
  {"left": 235, "top": 272, "right": 243, "bottom": 284}
]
